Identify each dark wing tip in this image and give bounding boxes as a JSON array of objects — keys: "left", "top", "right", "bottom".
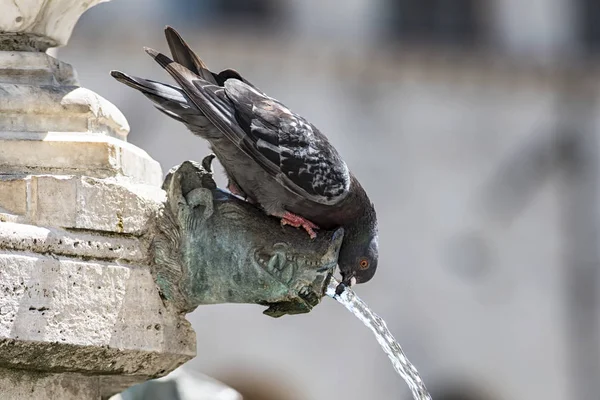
[
  {"left": 109, "top": 70, "right": 124, "bottom": 79},
  {"left": 143, "top": 46, "right": 159, "bottom": 57},
  {"left": 164, "top": 25, "right": 179, "bottom": 37},
  {"left": 110, "top": 70, "right": 134, "bottom": 86},
  {"left": 163, "top": 25, "right": 210, "bottom": 75},
  {"left": 144, "top": 47, "right": 175, "bottom": 69},
  {"left": 109, "top": 70, "right": 147, "bottom": 92},
  {"left": 164, "top": 26, "right": 181, "bottom": 44}
]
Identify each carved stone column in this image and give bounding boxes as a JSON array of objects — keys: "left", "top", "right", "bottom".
[{"left": 0, "top": 1, "right": 195, "bottom": 399}]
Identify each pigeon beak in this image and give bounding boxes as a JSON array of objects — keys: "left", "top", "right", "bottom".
[{"left": 335, "top": 273, "right": 356, "bottom": 296}]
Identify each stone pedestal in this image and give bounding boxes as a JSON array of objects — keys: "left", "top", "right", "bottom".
[{"left": 0, "top": 1, "right": 196, "bottom": 399}]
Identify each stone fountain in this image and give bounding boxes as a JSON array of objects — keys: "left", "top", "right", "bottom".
[{"left": 0, "top": 0, "right": 196, "bottom": 398}]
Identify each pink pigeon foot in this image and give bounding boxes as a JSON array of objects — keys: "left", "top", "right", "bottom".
[
  {"left": 277, "top": 212, "right": 320, "bottom": 239},
  {"left": 227, "top": 180, "right": 244, "bottom": 197}
]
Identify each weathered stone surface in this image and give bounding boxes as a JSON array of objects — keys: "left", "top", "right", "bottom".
[
  {"left": 0, "top": 176, "right": 26, "bottom": 215},
  {"left": 0, "top": 134, "right": 162, "bottom": 184},
  {"left": 0, "top": 51, "right": 77, "bottom": 85},
  {"left": 0, "top": 0, "right": 110, "bottom": 51},
  {"left": 0, "top": 1, "right": 194, "bottom": 395},
  {"left": 0, "top": 222, "right": 144, "bottom": 262},
  {"left": 0, "top": 174, "right": 165, "bottom": 233},
  {"left": 0, "top": 250, "right": 195, "bottom": 376},
  {"left": 0, "top": 84, "right": 129, "bottom": 139},
  {"left": 0, "top": 369, "right": 160, "bottom": 400},
  {"left": 0, "top": 212, "right": 18, "bottom": 223},
  {"left": 0, "top": 368, "right": 100, "bottom": 400},
  {"left": 0, "top": 51, "right": 129, "bottom": 140}
]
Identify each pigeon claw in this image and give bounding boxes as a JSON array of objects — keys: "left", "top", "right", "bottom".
[
  {"left": 279, "top": 212, "right": 319, "bottom": 239},
  {"left": 227, "top": 180, "right": 256, "bottom": 204},
  {"left": 227, "top": 180, "right": 244, "bottom": 197}
]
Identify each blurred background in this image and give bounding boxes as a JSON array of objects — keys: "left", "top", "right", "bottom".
[{"left": 59, "top": 0, "right": 600, "bottom": 399}]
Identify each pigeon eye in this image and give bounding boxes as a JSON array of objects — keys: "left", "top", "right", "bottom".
[{"left": 359, "top": 259, "right": 369, "bottom": 270}]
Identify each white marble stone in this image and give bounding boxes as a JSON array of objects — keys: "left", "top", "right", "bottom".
[
  {"left": 0, "top": 246, "right": 196, "bottom": 376},
  {"left": 0, "top": 368, "right": 101, "bottom": 400},
  {"left": 0, "top": 1, "right": 197, "bottom": 398},
  {"left": 0, "top": 0, "right": 110, "bottom": 51},
  {"left": 0, "top": 133, "right": 162, "bottom": 184},
  {"left": 0, "top": 50, "right": 77, "bottom": 85},
  {"left": 0, "top": 221, "right": 144, "bottom": 261},
  {"left": 0, "top": 174, "right": 165, "bottom": 233},
  {"left": 0, "top": 51, "right": 129, "bottom": 140}
]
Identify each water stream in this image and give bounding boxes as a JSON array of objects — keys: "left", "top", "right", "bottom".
[{"left": 326, "top": 278, "right": 432, "bottom": 400}]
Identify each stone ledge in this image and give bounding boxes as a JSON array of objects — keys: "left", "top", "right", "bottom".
[
  {"left": 0, "top": 51, "right": 77, "bottom": 86},
  {"left": 0, "top": 222, "right": 144, "bottom": 262},
  {"left": 0, "top": 368, "right": 100, "bottom": 400},
  {"left": 0, "top": 212, "right": 19, "bottom": 223},
  {"left": 0, "top": 174, "right": 165, "bottom": 234},
  {"left": 0, "top": 133, "right": 162, "bottom": 185},
  {"left": 0, "top": 177, "right": 26, "bottom": 215},
  {"left": 0, "top": 251, "right": 196, "bottom": 376},
  {"left": 0, "top": 368, "right": 151, "bottom": 400},
  {"left": 0, "top": 85, "right": 128, "bottom": 139},
  {"left": 0, "top": 338, "right": 192, "bottom": 377},
  {"left": 0, "top": 0, "right": 109, "bottom": 51}
]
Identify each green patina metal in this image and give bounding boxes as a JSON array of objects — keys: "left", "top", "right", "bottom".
[{"left": 152, "top": 156, "right": 344, "bottom": 318}]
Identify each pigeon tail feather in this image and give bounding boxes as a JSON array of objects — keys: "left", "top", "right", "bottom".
[
  {"left": 164, "top": 26, "right": 218, "bottom": 83},
  {"left": 110, "top": 70, "right": 190, "bottom": 123},
  {"left": 110, "top": 69, "right": 223, "bottom": 139}
]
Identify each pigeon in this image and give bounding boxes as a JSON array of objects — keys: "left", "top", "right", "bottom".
[{"left": 110, "top": 27, "right": 378, "bottom": 292}]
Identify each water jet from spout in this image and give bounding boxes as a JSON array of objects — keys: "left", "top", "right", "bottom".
[{"left": 326, "top": 277, "right": 432, "bottom": 400}]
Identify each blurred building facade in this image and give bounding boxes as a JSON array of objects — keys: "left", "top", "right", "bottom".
[{"left": 62, "top": 1, "right": 600, "bottom": 399}]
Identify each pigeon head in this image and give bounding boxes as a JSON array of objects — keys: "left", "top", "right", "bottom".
[
  {"left": 355, "top": 233, "right": 379, "bottom": 283},
  {"left": 336, "top": 208, "right": 379, "bottom": 291}
]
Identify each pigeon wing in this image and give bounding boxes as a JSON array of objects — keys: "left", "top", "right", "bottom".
[
  {"left": 223, "top": 79, "right": 351, "bottom": 205},
  {"left": 145, "top": 48, "right": 350, "bottom": 205}
]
